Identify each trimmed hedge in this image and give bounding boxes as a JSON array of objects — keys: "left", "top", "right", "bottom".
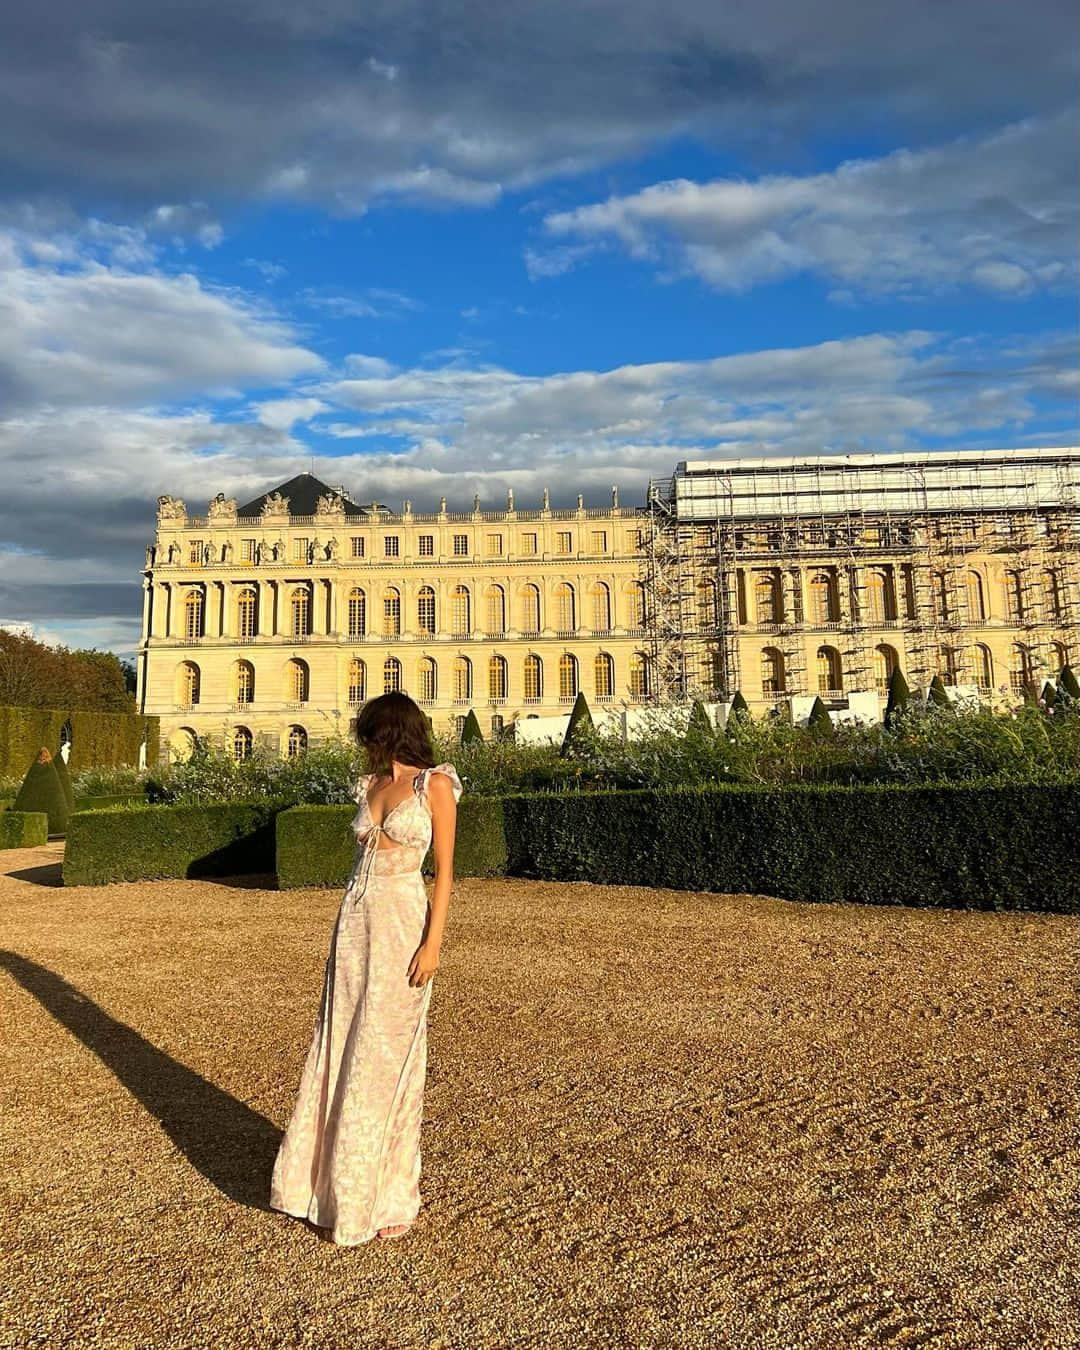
[
  {"left": 500, "top": 781, "right": 1080, "bottom": 912},
  {"left": 63, "top": 801, "right": 283, "bottom": 886},
  {"left": 1, "top": 811, "right": 48, "bottom": 849},
  {"left": 0, "top": 706, "right": 160, "bottom": 777},
  {"left": 73, "top": 793, "right": 148, "bottom": 813},
  {"left": 276, "top": 796, "right": 507, "bottom": 889}
]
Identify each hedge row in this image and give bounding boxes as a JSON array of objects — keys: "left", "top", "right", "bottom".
[
  {"left": 500, "top": 781, "right": 1080, "bottom": 913},
  {"left": 1, "top": 811, "right": 48, "bottom": 849},
  {"left": 63, "top": 801, "right": 283, "bottom": 886},
  {"left": 0, "top": 706, "right": 160, "bottom": 777},
  {"left": 276, "top": 796, "right": 506, "bottom": 888}
]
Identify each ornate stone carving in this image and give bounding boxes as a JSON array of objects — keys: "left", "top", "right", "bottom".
[
  {"left": 157, "top": 494, "right": 187, "bottom": 521},
  {"left": 316, "top": 491, "right": 346, "bottom": 516},
  {"left": 261, "top": 490, "right": 290, "bottom": 518},
  {"left": 207, "top": 492, "right": 238, "bottom": 520},
  {"left": 325, "top": 537, "right": 339, "bottom": 560}
]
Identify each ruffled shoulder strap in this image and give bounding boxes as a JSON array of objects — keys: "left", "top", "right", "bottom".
[
  {"left": 416, "top": 762, "right": 463, "bottom": 804},
  {"left": 349, "top": 770, "right": 374, "bottom": 805}
]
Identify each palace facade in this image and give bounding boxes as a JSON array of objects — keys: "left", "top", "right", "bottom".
[{"left": 137, "top": 448, "right": 1080, "bottom": 760}]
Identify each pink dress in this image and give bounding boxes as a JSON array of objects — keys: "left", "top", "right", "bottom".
[{"left": 270, "top": 762, "right": 463, "bottom": 1244}]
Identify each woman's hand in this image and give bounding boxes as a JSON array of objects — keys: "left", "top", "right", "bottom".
[{"left": 408, "top": 940, "right": 440, "bottom": 988}]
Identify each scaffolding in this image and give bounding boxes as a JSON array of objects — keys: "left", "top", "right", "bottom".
[{"left": 645, "top": 447, "right": 1080, "bottom": 704}]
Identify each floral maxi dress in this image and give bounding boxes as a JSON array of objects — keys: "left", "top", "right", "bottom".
[{"left": 270, "top": 762, "right": 463, "bottom": 1244}]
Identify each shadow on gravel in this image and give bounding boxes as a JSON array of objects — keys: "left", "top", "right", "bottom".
[
  {"left": 6, "top": 862, "right": 64, "bottom": 887},
  {"left": 0, "top": 950, "right": 281, "bottom": 1211}
]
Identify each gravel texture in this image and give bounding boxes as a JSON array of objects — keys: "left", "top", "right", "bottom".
[{"left": 0, "top": 841, "right": 1076, "bottom": 1348}]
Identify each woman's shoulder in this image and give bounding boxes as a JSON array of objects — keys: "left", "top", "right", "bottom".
[
  {"left": 348, "top": 770, "right": 374, "bottom": 804},
  {"left": 419, "top": 762, "right": 463, "bottom": 802}
]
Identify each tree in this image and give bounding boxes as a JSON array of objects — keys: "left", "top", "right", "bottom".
[
  {"left": 1058, "top": 665, "right": 1080, "bottom": 705},
  {"left": 686, "top": 699, "right": 713, "bottom": 738},
  {"left": 1042, "top": 680, "right": 1057, "bottom": 710},
  {"left": 884, "top": 667, "right": 911, "bottom": 728},
  {"left": 12, "top": 747, "right": 70, "bottom": 834},
  {"left": 52, "top": 746, "right": 76, "bottom": 813},
  {"left": 928, "top": 674, "right": 953, "bottom": 710},
  {"left": 560, "top": 691, "right": 595, "bottom": 758},
  {"left": 726, "top": 690, "right": 750, "bottom": 729},
  {"left": 806, "top": 697, "right": 833, "bottom": 734},
  {"left": 459, "top": 710, "right": 484, "bottom": 745}
]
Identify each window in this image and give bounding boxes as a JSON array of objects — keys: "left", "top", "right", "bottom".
[
  {"left": 286, "top": 726, "right": 307, "bottom": 759},
  {"left": 237, "top": 588, "right": 257, "bottom": 638},
  {"left": 816, "top": 645, "right": 842, "bottom": 693},
  {"left": 486, "top": 585, "right": 506, "bottom": 635},
  {"left": 524, "top": 654, "right": 542, "bottom": 702},
  {"left": 558, "top": 653, "right": 578, "bottom": 701},
  {"left": 491, "top": 714, "right": 504, "bottom": 738},
  {"left": 288, "top": 659, "right": 309, "bottom": 703},
  {"left": 591, "top": 530, "right": 607, "bottom": 553},
  {"left": 293, "top": 537, "right": 309, "bottom": 563},
  {"left": 556, "top": 531, "right": 572, "bottom": 554},
  {"left": 626, "top": 582, "right": 647, "bottom": 630},
  {"left": 418, "top": 534, "right": 434, "bottom": 557},
  {"left": 698, "top": 578, "right": 719, "bottom": 630},
  {"left": 554, "top": 582, "right": 576, "bottom": 633},
  {"left": 350, "top": 536, "right": 365, "bottom": 558},
  {"left": 348, "top": 658, "right": 366, "bottom": 704},
  {"left": 291, "top": 587, "right": 310, "bottom": 637},
  {"left": 755, "top": 571, "right": 782, "bottom": 624},
  {"left": 1004, "top": 570, "right": 1025, "bottom": 621},
  {"left": 384, "top": 535, "right": 400, "bottom": 558},
  {"left": 810, "top": 573, "right": 839, "bottom": 624},
  {"left": 934, "top": 572, "right": 953, "bottom": 621},
  {"left": 590, "top": 582, "right": 611, "bottom": 632},
  {"left": 939, "top": 647, "right": 959, "bottom": 684},
  {"left": 383, "top": 587, "right": 401, "bottom": 637},
  {"left": 974, "top": 645, "right": 993, "bottom": 692},
  {"left": 451, "top": 585, "right": 471, "bottom": 635},
  {"left": 867, "top": 570, "right": 897, "bottom": 623},
  {"left": 384, "top": 656, "right": 402, "bottom": 694},
  {"left": 966, "top": 571, "right": 987, "bottom": 622},
  {"left": 453, "top": 656, "right": 472, "bottom": 701},
  {"left": 630, "top": 653, "right": 649, "bottom": 700},
  {"left": 594, "top": 652, "right": 614, "bottom": 700},
  {"left": 418, "top": 658, "right": 437, "bottom": 703},
  {"left": 189, "top": 540, "right": 203, "bottom": 565},
  {"left": 628, "top": 528, "right": 644, "bottom": 550},
  {"left": 489, "top": 654, "right": 508, "bottom": 701},
  {"left": 179, "top": 661, "right": 200, "bottom": 707},
  {"left": 522, "top": 533, "right": 538, "bottom": 555},
  {"left": 348, "top": 587, "right": 366, "bottom": 637},
  {"left": 761, "top": 647, "right": 785, "bottom": 695},
  {"left": 241, "top": 538, "right": 256, "bottom": 562},
  {"left": 1051, "top": 642, "right": 1069, "bottom": 673},
  {"left": 521, "top": 584, "right": 541, "bottom": 633},
  {"left": 874, "top": 645, "right": 898, "bottom": 693},
  {"left": 1043, "top": 570, "right": 1063, "bottom": 620},
  {"left": 486, "top": 534, "right": 503, "bottom": 556},
  {"left": 454, "top": 715, "right": 466, "bottom": 737},
  {"left": 453, "top": 533, "right": 469, "bottom": 556},
  {"left": 417, "top": 586, "right": 436, "bottom": 634},
  {"left": 184, "top": 589, "right": 204, "bottom": 639},
  {"left": 235, "top": 661, "right": 254, "bottom": 704},
  {"left": 232, "top": 726, "right": 252, "bottom": 762}
]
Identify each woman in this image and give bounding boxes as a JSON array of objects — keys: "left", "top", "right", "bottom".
[{"left": 270, "top": 692, "right": 462, "bottom": 1244}]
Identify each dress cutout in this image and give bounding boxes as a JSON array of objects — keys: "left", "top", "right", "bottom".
[{"left": 270, "top": 762, "right": 463, "bottom": 1244}]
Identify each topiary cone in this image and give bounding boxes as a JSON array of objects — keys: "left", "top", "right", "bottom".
[
  {"left": 1058, "top": 665, "right": 1080, "bottom": 703},
  {"left": 686, "top": 698, "right": 713, "bottom": 738},
  {"left": 460, "top": 709, "right": 485, "bottom": 744},
  {"left": 728, "top": 690, "right": 750, "bottom": 722},
  {"left": 13, "top": 747, "right": 70, "bottom": 835},
  {"left": 928, "top": 673, "right": 953, "bottom": 710},
  {"left": 806, "top": 696, "right": 833, "bottom": 734},
  {"left": 884, "top": 667, "right": 910, "bottom": 728},
  {"left": 560, "top": 691, "right": 595, "bottom": 758},
  {"left": 52, "top": 747, "right": 76, "bottom": 813}
]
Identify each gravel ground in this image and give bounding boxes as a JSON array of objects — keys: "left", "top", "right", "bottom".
[{"left": 0, "top": 841, "right": 1076, "bottom": 1349}]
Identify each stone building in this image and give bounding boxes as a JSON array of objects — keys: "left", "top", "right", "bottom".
[{"left": 138, "top": 448, "right": 1080, "bottom": 760}]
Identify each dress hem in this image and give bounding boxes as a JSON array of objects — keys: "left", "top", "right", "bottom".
[{"left": 270, "top": 1197, "right": 419, "bottom": 1247}]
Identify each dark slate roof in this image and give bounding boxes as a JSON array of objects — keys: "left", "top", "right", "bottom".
[{"left": 236, "top": 472, "right": 374, "bottom": 518}]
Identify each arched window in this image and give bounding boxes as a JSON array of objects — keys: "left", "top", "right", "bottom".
[
  {"left": 184, "top": 589, "right": 204, "bottom": 639},
  {"left": 554, "top": 583, "right": 576, "bottom": 634},
  {"left": 418, "top": 657, "right": 437, "bottom": 703},
  {"left": 558, "top": 653, "right": 578, "bottom": 701},
  {"left": 1004, "top": 571, "right": 1025, "bottom": 622},
  {"left": 626, "top": 581, "right": 647, "bottom": 630},
  {"left": 524, "top": 654, "right": 543, "bottom": 702},
  {"left": 488, "top": 654, "right": 508, "bottom": 701},
  {"left": 383, "top": 587, "right": 401, "bottom": 637},
  {"left": 810, "top": 573, "right": 839, "bottom": 624},
  {"left": 974, "top": 644, "right": 993, "bottom": 692},
  {"left": 591, "top": 582, "right": 611, "bottom": 632},
  {"left": 237, "top": 588, "right": 257, "bottom": 639},
  {"left": 966, "top": 571, "right": 987, "bottom": 622},
  {"left": 1043, "top": 570, "right": 1063, "bottom": 621},
  {"left": 348, "top": 658, "right": 366, "bottom": 704},
  {"left": 939, "top": 647, "right": 959, "bottom": 684},
  {"left": 755, "top": 571, "right": 782, "bottom": 624},
  {"left": 453, "top": 655, "right": 472, "bottom": 701},
  {"left": 348, "top": 587, "right": 367, "bottom": 637},
  {"left": 291, "top": 587, "right": 310, "bottom": 637},
  {"left": 384, "top": 656, "right": 402, "bottom": 694},
  {"left": 594, "top": 652, "right": 614, "bottom": 700},
  {"left": 1010, "top": 642, "right": 1034, "bottom": 692},
  {"left": 698, "top": 577, "right": 719, "bottom": 630},
  {"left": 287, "top": 658, "right": 309, "bottom": 703},
  {"left": 286, "top": 725, "right": 307, "bottom": 758},
  {"left": 934, "top": 572, "right": 953, "bottom": 621},
  {"left": 816, "top": 645, "right": 842, "bottom": 693},
  {"left": 520, "top": 584, "right": 541, "bottom": 634},
  {"left": 451, "top": 585, "right": 471, "bottom": 636},
  {"left": 235, "top": 660, "right": 255, "bottom": 705},
  {"left": 486, "top": 586, "right": 506, "bottom": 636},
  {"left": 178, "top": 661, "right": 200, "bottom": 707},
  {"left": 232, "top": 726, "right": 252, "bottom": 762},
  {"left": 761, "top": 647, "right": 785, "bottom": 695},
  {"left": 867, "top": 571, "right": 896, "bottom": 623},
  {"left": 417, "top": 586, "right": 436, "bottom": 635},
  {"left": 1051, "top": 641, "right": 1069, "bottom": 673},
  {"left": 629, "top": 652, "right": 650, "bottom": 700},
  {"left": 874, "top": 644, "right": 898, "bottom": 693}
]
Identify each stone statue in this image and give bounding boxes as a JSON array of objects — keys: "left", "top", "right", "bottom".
[
  {"left": 310, "top": 537, "right": 321, "bottom": 563},
  {"left": 222, "top": 541, "right": 233, "bottom": 563},
  {"left": 157, "top": 494, "right": 186, "bottom": 521},
  {"left": 316, "top": 491, "right": 345, "bottom": 516},
  {"left": 145, "top": 545, "right": 155, "bottom": 566},
  {"left": 326, "top": 537, "right": 339, "bottom": 560},
  {"left": 272, "top": 539, "right": 285, "bottom": 562},
  {"left": 167, "top": 543, "right": 180, "bottom": 564},
  {"left": 207, "top": 492, "right": 238, "bottom": 520},
  {"left": 261, "top": 490, "right": 290, "bottom": 517},
  {"left": 542, "top": 487, "right": 550, "bottom": 510}
]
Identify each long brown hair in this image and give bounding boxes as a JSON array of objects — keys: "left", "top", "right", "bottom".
[{"left": 353, "top": 692, "right": 436, "bottom": 775}]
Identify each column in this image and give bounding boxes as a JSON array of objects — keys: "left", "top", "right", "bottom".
[
  {"left": 327, "top": 579, "right": 338, "bottom": 638},
  {"left": 208, "top": 582, "right": 223, "bottom": 639},
  {"left": 311, "top": 579, "right": 325, "bottom": 636},
  {"left": 259, "top": 581, "right": 274, "bottom": 638}
]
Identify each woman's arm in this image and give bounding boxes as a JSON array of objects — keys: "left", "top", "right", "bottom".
[{"left": 408, "top": 770, "right": 457, "bottom": 987}]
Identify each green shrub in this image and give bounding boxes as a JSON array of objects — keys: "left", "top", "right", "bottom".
[
  {"left": 0, "top": 706, "right": 159, "bottom": 777},
  {"left": 0, "top": 811, "right": 48, "bottom": 849},
  {"left": 884, "top": 667, "right": 911, "bottom": 728},
  {"left": 560, "top": 692, "right": 596, "bottom": 758},
  {"left": 1058, "top": 666, "right": 1080, "bottom": 704},
  {"left": 928, "top": 674, "right": 952, "bottom": 709},
  {"left": 727, "top": 690, "right": 750, "bottom": 723},
  {"left": 460, "top": 710, "right": 485, "bottom": 744},
  {"left": 13, "top": 748, "right": 70, "bottom": 835},
  {"left": 806, "top": 697, "right": 833, "bottom": 734},
  {"left": 687, "top": 699, "right": 713, "bottom": 739},
  {"left": 73, "top": 793, "right": 148, "bottom": 812},
  {"left": 64, "top": 801, "right": 284, "bottom": 885}
]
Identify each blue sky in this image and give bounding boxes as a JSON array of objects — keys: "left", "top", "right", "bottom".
[{"left": 0, "top": 1, "right": 1076, "bottom": 659}]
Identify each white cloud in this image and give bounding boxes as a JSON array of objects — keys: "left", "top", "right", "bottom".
[
  {"left": 253, "top": 397, "right": 329, "bottom": 430},
  {"left": 541, "top": 113, "right": 1078, "bottom": 298}
]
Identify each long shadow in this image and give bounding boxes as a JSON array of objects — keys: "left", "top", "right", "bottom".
[
  {"left": 0, "top": 950, "right": 282, "bottom": 1210},
  {"left": 6, "top": 862, "right": 64, "bottom": 887}
]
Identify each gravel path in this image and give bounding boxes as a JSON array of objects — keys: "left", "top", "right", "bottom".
[{"left": 0, "top": 842, "right": 1075, "bottom": 1348}]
